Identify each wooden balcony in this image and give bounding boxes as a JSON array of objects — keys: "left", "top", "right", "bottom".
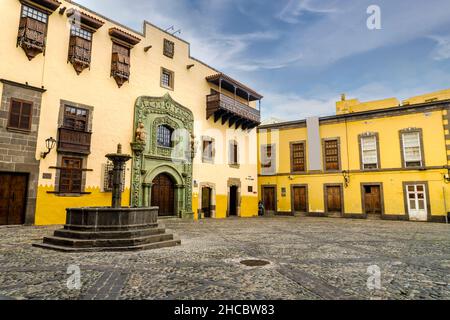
[
  {"left": 206, "top": 92, "right": 261, "bottom": 130},
  {"left": 57, "top": 127, "right": 92, "bottom": 155}
]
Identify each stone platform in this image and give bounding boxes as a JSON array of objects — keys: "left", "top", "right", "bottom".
[{"left": 33, "top": 207, "right": 180, "bottom": 252}]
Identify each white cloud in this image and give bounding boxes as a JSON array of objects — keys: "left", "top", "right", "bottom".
[
  {"left": 429, "top": 35, "right": 450, "bottom": 61},
  {"left": 277, "top": 0, "right": 339, "bottom": 24}
]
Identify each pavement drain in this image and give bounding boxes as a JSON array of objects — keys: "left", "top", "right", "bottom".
[{"left": 240, "top": 259, "right": 270, "bottom": 267}]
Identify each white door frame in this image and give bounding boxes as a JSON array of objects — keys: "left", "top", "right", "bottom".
[{"left": 405, "top": 183, "right": 428, "bottom": 221}]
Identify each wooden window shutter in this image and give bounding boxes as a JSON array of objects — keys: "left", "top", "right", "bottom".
[{"left": 8, "top": 99, "right": 32, "bottom": 130}]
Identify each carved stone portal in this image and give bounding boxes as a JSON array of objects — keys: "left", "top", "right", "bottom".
[{"left": 131, "top": 94, "right": 194, "bottom": 218}]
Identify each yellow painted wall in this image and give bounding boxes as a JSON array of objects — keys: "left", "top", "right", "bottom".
[{"left": 0, "top": 0, "right": 259, "bottom": 224}]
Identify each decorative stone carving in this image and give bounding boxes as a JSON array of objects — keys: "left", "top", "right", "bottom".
[
  {"left": 135, "top": 122, "right": 147, "bottom": 144},
  {"left": 131, "top": 94, "right": 194, "bottom": 217}
]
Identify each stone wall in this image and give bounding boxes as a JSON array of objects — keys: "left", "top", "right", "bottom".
[{"left": 0, "top": 79, "right": 43, "bottom": 224}]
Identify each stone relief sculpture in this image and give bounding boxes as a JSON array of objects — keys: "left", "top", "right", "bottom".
[{"left": 135, "top": 122, "right": 147, "bottom": 144}]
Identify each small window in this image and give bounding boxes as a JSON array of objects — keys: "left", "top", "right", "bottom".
[
  {"left": 324, "top": 139, "right": 340, "bottom": 171},
  {"left": 8, "top": 99, "right": 32, "bottom": 131},
  {"left": 17, "top": 4, "right": 48, "bottom": 60},
  {"left": 59, "top": 157, "right": 83, "bottom": 194},
  {"left": 157, "top": 125, "right": 173, "bottom": 148},
  {"left": 163, "top": 39, "right": 174, "bottom": 58},
  {"left": 229, "top": 141, "right": 239, "bottom": 165},
  {"left": 68, "top": 25, "right": 93, "bottom": 74},
  {"left": 248, "top": 186, "right": 253, "bottom": 193},
  {"left": 402, "top": 132, "right": 422, "bottom": 167},
  {"left": 261, "top": 145, "right": 273, "bottom": 170},
  {"left": 161, "top": 68, "right": 174, "bottom": 90},
  {"left": 111, "top": 42, "right": 131, "bottom": 87},
  {"left": 361, "top": 135, "right": 378, "bottom": 169},
  {"left": 291, "top": 142, "right": 305, "bottom": 172},
  {"left": 202, "top": 138, "right": 214, "bottom": 163},
  {"left": 63, "top": 106, "right": 88, "bottom": 132}
]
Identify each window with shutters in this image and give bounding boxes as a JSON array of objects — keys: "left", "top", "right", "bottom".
[
  {"left": 324, "top": 139, "right": 340, "bottom": 171},
  {"left": 261, "top": 144, "right": 275, "bottom": 173},
  {"left": 17, "top": 4, "right": 48, "bottom": 60},
  {"left": 360, "top": 134, "right": 379, "bottom": 169},
  {"left": 229, "top": 140, "right": 239, "bottom": 166},
  {"left": 68, "top": 25, "right": 92, "bottom": 74},
  {"left": 7, "top": 99, "right": 32, "bottom": 131},
  {"left": 163, "top": 39, "right": 174, "bottom": 58},
  {"left": 111, "top": 42, "right": 130, "bottom": 87},
  {"left": 161, "top": 68, "right": 174, "bottom": 90},
  {"left": 402, "top": 131, "right": 423, "bottom": 167},
  {"left": 157, "top": 125, "right": 173, "bottom": 148},
  {"left": 291, "top": 142, "right": 306, "bottom": 172},
  {"left": 59, "top": 157, "right": 83, "bottom": 194}
]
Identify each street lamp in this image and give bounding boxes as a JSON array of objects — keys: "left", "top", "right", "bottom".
[{"left": 41, "top": 137, "right": 56, "bottom": 159}]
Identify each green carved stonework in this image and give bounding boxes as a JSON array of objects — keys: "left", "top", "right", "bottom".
[{"left": 131, "top": 94, "right": 194, "bottom": 218}]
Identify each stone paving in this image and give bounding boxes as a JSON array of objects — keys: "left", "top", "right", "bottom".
[{"left": 0, "top": 217, "right": 449, "bottom": 300}]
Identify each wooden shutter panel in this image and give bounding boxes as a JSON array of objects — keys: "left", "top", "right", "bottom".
[
  {"left": 8, "top": 100, "right": 22, "bottom": 128},
  {"left": 19, "top": 102, "right": 32, "bottom": 129}
]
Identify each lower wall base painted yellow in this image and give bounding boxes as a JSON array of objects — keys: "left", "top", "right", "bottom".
[
  {"left": 35, "top": 186, "right": 131, "bottom": 225},
  {"left": 192, "top": 194, "right": 258, "bottom": 220}
]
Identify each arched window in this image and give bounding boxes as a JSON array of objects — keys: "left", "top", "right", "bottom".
[{"left": 157, "top": 125, "right": 174, "bottom": 148}]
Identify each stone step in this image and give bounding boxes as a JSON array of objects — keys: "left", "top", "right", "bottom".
[
  {"left": 63, "top": 223, "right": 160, "bottom": 232},
  {"left": 33, "top": 238, "right": 181, "bottom": 252},
  {"left": 54, "top": 227, "right": 166, "bottom": 240},
  {"left": 42, "top": 233, "right": 175, "bottom": 248}
]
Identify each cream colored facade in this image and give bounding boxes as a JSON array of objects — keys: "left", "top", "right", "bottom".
[{"left": 0, "top": 0, "right": 260, "bottom": 225}]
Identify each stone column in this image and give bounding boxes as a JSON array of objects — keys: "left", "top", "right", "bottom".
[{"left": 142, "top": 183, "right": 152, "bottom": 207}]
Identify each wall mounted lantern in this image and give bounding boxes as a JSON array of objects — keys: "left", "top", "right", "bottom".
[
  {"left": 342, "top": 170, "right": 350, "bottom": 188},
  {"left": 41, "top": 137, "right": 57, "bottom": 159}
]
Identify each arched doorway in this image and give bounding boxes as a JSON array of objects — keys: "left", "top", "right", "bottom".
[{"left": 151, "top": 173, "right": 175, "bottom": 216}]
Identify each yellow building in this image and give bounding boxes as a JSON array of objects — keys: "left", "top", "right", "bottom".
[
  {"left": 0, "top": 0, "right": 261, "bottom": 226},
  {"left": 258, "top": 90, "right": 450, "bottom": 222}
]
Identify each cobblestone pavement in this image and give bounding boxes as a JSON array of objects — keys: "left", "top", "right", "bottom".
[{"left": 0, "top": 217, "right": 449, "bottom": 300}]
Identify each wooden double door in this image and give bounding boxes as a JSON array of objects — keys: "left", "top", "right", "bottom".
[
  {"left": 0, "top": 173, "right": 28, "bottom": 225},
  {"left": 262, "top": 186, "right": 276, "bottom": 214},
  {"left": 325, "top": 185, "right": 343, "bottom": 215},
  {"left": 151, "top": 173, "right": 175, "bottom": 216},
  {"left": 292, "top": 186, "right": 307, "bottom": 213}
]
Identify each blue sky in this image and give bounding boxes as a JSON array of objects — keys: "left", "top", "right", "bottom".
[{"left": 76, "top": 0, "right": 450, "bottom": 121}]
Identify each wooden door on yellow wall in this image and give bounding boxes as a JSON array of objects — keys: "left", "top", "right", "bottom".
[
  {"left": 326, "top": 186, "right": 342, "bottom": 214},
  {"left": 263, "top": 186, "right": 276, "bottom": 213},
  {"left": 292, "top": 186, "right": 307, "bottom": 212},
  {"left": 363, "top": 185, "right": 382, "bottom": 215},
  {"left": 0, "top": 173, "right": 27, "bottom": 225}
]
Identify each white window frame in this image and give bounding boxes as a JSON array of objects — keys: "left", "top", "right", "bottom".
[
  {"left": 402, "top": 132, "right": 422, "bottom": 167},
  {"left": 361, "top": 135, "right": 378, "bottom": 169}
]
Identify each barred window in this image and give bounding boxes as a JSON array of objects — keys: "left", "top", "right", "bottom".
[
  {"left": 103, "top": 162, "right": 125, "bottom": 192},
  {"left": 22, "top": 5, "right": 48, "bottom": 23},
  {"left": 71, "top": 25, "right": 92, "bottom": 41},
  {"left": 229, "top": 140, "right": 239, "bottom": 165},
  {"left": 291, "top": 143, "right": 305, "bottom": 172},
  {"left": 161, "top": 68, "right": 174, "bottom": 89},
  {"left": 402, "top": 132, "right": 422, "bottom": 167},
  {"left": 157, "top": 125, "right": 173, "bottom": 148},
  {"left": 361, "top": 135, "right": 378, "bottom": 169},
  {"left": 324, "top": 139, "right": 340, "bottom": 171}
]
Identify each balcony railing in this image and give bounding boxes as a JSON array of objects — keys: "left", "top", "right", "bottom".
[
  {"left": 57, "top": 127, "right": 92, "bottom": 155},
  {"left": 206, "top": 92, "right": 260, "bottom": 129}
]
